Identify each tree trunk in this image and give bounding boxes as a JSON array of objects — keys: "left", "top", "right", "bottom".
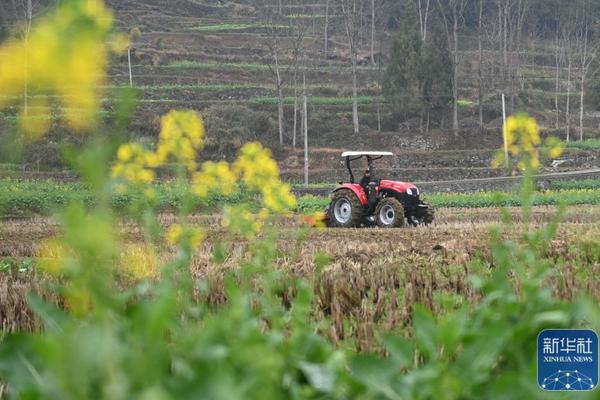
[
  {"left": 417, "top": 0, "right": 431, "bottom": 41},
  {"left": 370, "top": 0, "right": 375, "bottom": 65},
  {"left": 293, "top": 84, "right": 298, "bottom": 148},
  {"left": 580, "top": 73, "right": 585, "bottom": 141},
  {"left": 566, "top": 54, "right": 572, "bottom": 142},
  {"left": 324, "top": 0, "right": 330, "bottom": 57},
  {"left": 351, "top": 55, "right": 359, "bottom": 135},
  {"left": 23, "top": 0, "right": 32, "bottom": 117},
  {"left": 478, "top": 0, "right": 484, "bottom": 132},
  {"left": 579, "top": 24, "right": 589, "bottom": 142},
  {"left": 274, "top": 52, "right": 284, "bottom": 146},
  {"left": 503, "top": 1, "right": 508, "bottom": 79},
  {"left": 303, "top": 75, "right": 309, "bottom": 187},
  {"left": 554, "top": 34, "right": 560, "bottom": 130},
  {"left": 342, "top": 0, "right": 360, "bottom": 135},
  {"left": 424, "top": 0, "right": 430, "bottom": 41},
  {"left": 452, "top": 4, "right": 459, "bottom": 137},
  {"left": 376, "top": 39, "right": 382, "bottom": 133}
]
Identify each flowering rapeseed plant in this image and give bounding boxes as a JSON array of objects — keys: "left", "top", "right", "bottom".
[
  {"left": 113, "top": 109, "right": 296, "bottom": 219},
  {"left": 165, "top": 223, "right": 205, "bottom": 247},
  {"left": 156, "top": 110, "right": 205, "bottom": 171},
  {"left": 111, "top": 143, "right": 155, "bottom": 185},
  {"left": 192, "top": 161, "right": 237, "bottom": 198},
  {"left": 234, "top": 142, "right": 297, "bottom": 212},
  {"left": 0, "top": 0, "right": 125, "bottom": 136},
  {"left": 493, "top": 114, "right": 564, "bottom": 171},
  {"left": 119, "top": 244, "right": 158, "bottom": 280},
  {"left": 222, "top": 205, "right": 270, "bottom": 239}
]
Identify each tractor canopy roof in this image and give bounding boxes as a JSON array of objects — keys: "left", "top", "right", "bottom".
[{"left": 341, "top": 151, "right": 393, "bottom": 158}]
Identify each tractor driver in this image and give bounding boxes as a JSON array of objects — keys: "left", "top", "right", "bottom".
[
  {"left": 360, "top": 169, "right": 372, "bottom": 191},
  {"left": 360, "top": 169, "right": 378, "bottom": 215}
]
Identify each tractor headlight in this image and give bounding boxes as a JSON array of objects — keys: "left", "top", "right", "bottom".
[
  {"left": 406, "top": 188, "right": 414, "bottom": 196},
  {"left": 406, "top": 188, "right": 420, "bottom": 196}
]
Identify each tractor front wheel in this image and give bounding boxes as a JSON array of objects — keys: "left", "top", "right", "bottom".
[
  {"left": 409, "top": 202, "right": 435, "bottom": 226},
  {"left": 375, "top": 198, "right": 405, "bottom": 228},
  {"left": 327, "top": 189, "right": 362, "bottom": 228}
]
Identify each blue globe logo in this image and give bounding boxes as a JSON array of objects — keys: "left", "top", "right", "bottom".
[{"left": 541, "top": 370, "right": 595, "bottom": 391}]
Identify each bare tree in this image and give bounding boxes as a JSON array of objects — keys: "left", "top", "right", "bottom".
[
  {"left": 553, "top": 27, "right": 563, "bottom": 130},
  {"left": 14, "top": 0, "right": 35, "bottom": 117},
  {"left": 477, "top": 0, "right": 484, "bottom": 132},
  {"left": 564, "top": 28, "right": 573, "bottom": 142},
  {"left": 324, "top": 0, "right": 330, "bottom": 57},
  {"left": 417, "top": 0, "right": 431, "bottom": 42},
  {"left": 489, "top": 0, "right": 530, "bottom": 113},
  {"left": 508, "top": 0, "right": 530, "bottom": 113},
  {"left": 258, "top": 0, "right": 309, "bottom": 148},
  {"left": 370, "top": 0, "right": 376, "bottom": 64},
  {"left": 264, "top": 31, "right": 286, "bottom": 146},
  {"left": 576, "top": 14, "right": 597, "bottom": 141},
  {"left": 291, "top": 16, "right": 307, "bottom": 148},
  {"left": 341, "top": 0, "right": 365, "bottom": 135},
  {"left": 435, "top": 0, "right": 468, "bottom": 137}
]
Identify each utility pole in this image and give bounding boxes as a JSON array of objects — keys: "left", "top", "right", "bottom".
[
  {"left": 127, "top": 47, "right": 133, "bottom": 87},
  {"left": 502, "top": 93, "right": 508, "bottom": 169},
  {"left": 303, "top": 74, "right": 309, "bottom": 187}
]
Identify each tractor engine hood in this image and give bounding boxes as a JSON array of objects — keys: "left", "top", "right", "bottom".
[{"left": 379, "top": 180, "right": 419, "bottom": 195}]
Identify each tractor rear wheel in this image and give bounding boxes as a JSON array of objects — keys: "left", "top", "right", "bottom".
[
  {"left": 375, "top": 198, "right": 405, "bottom": 228},
  {"left": 327, "top": 189, "right": 362, "bottom": 228}
]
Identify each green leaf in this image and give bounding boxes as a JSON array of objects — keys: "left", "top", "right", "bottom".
[
  {"left": 298, "top": 362, "right": 335, "bottom": 393},
  {"left": 350, "top": 354, "right": 403, "bottom": 400},
  {"left": 413, "top": 305, "right": 438, "bottom": 360},
  {"left": 382, "top": 334, "right": 414, "bottom": 368}
]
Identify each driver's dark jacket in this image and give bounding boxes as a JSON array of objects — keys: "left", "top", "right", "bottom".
[{"left": 360, "top": 175, "right": 371, "bottom": 191}]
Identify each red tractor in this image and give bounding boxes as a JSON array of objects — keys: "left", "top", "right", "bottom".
[{"left": 325, "top": 152, "right": 434, "bottom": 228}]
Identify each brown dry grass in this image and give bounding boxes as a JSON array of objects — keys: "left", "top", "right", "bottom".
[
  {"left": 1, "top": 206, "right": 600, "bottom": 350},
  {"left": 0, "top": 273, "right": 42, "bottom": 334}
]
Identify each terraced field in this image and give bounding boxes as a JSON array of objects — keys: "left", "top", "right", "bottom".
[{"left": 3, "top": 0, "right": 599, "bottom": 186}]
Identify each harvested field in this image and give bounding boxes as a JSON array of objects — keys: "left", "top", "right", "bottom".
[{"left": 2, "top": 206, "right": 600, "bottom": 349}]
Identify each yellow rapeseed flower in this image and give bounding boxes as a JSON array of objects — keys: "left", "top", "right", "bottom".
[
  {"left": 235, "top": 144, "right": 279, "bottom": 187},
  {"left": 494, "top": 114, "right": 559, "bottom": 172},
  {"left": 231, "top": 142, "right": 297, "bottom": 213},
  {"left": 222, "top": 205, "right": 267, "bottom": 239},
  {"left": 120, "top": 244, "right": 158, "bottom": 280},
  {"left": 192, "top": 161, "right": 237, "bottom": 198},
  {"left": 156, "top": 110, "right": 205, "bottom": 171},
  {"left": 0, "top": 0, "right": 120, "bottom": 137},
  {"left": 189, "top": 228, "right": 206, "bottom": 248},
  {"left": 545, "top": 136, "right": 565, "bottom": 160},
  {"left": 165, "top": 224, "right": 183, "bottom": 246},
  {"left": 110, "top": 33, "right": 130, "bottom": 54},
  {"left": 37, "top": 238, "right": 69, "bottom": 276},
  {"left": 164, "top": 224, "right": 205, "bottom": 248},
  {"left": 19, "top": 97, "right": 51, "bottom": 140},
  {"left": 262, "top": 182, "right": 297, "bottom": 213},
  {"left": 112, "top": 143, "right": 156, "bottom": 185}
]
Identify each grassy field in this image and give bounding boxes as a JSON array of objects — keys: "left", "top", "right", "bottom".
[
  {"left": 187, "top": 23, "right": 288, "bottom": 32},
  {"left": 565, "top": 139, "right": 600, "bottom": 150},
  {"left": 163, "top": 60, "right": 380, "bottom": 72},
  {"left": 252, "top": 96, "right": 378, "bottom": 106},
  {"left": 4, "top": 179, "right": 600, "bottom": 217},
  {"left": 297, "top": 188, "right": 600, "bottom": 212}
]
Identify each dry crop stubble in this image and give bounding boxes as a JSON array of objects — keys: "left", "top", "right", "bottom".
[{"left": 2, "top": 207, "right": 600, "bottom": 348}]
